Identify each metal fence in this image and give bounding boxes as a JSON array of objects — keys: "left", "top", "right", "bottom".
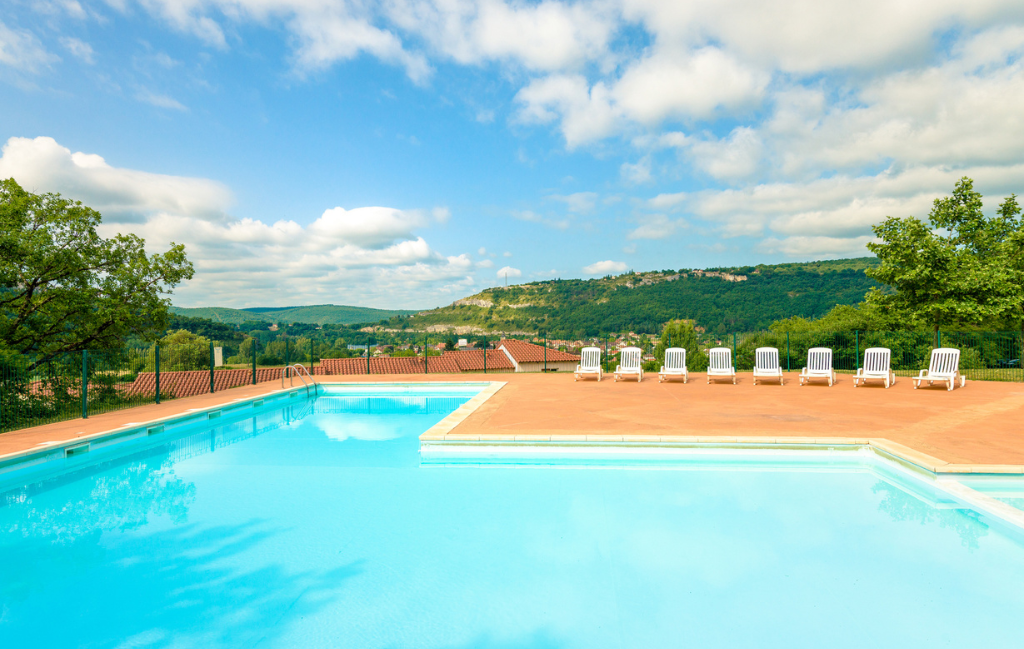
[{"left": 2, "top": 330, "right": 1021, "bottom": 434}]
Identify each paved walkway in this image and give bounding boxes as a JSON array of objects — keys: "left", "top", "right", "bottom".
[{"left": 3, "top": 372, "right": 1024, "bottom": 472}]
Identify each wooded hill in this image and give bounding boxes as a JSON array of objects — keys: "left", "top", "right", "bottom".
[
  {"left": 388, "top": 257, "right": 883, "bottom": 336},
  {"left": 169, "top": 304, "right": 417, "bottom": 326}
]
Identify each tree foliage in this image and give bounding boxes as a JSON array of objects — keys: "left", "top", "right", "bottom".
[
  {"left": 0, "top": 179, "right": 194, "bottom": 362},
  {"left": 865, "top": 178, "right": 1021, "bottom": 334}
]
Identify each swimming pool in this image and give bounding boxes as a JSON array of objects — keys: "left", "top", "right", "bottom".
[{"left": 2, "top": 384, "right": 1024, "bottom": 648}]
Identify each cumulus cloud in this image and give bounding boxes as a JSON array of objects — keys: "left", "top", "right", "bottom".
[
  {"left": 658, "top": 162, "right": 1024, "bottom": 256},
  {"left": 583, "top": 260, "right": 627, "bottom": 275},
  {"left": 0, "top": 136, "right": 473, "bottom": 307},
  {"left": 0, "top": 136, "right": 231, "bottom": 223},
  {"left": 386, "top": 0, "right": 616, "bottom": 72},
  {"left": 496, "top": 266, "right": 522, "bottom": 278}
]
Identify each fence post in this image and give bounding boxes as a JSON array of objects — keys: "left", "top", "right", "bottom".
[
  {"left": 366, "top": 343, "right": 370, "bottom": 375},
  {"left": 786, "top": 332, "right": 790, "bottom": 372},
  {"left": 732, "top": 333, "right": 737, "bottom": 361},
  {"left": 544, "top": 331, "right": 548, "bottom": 372},
  {"left": 483, "top": 336, "right": 487, "bottom": 374},
  {"left": 155, "top": 344, "right": 161, "bottom": 404},
  {"left": 310, "top": 338, "right": 314, "bottom": 373},
  {"left": 286, "top": 338, "right": 290, "bottom": 367},
  {"left": 81, "top": 350, "right": 88, "bottom": 419},
  {"left": 424, "top": 336, "right": 428, "bottom": 374},
  {"left": 251, "top": 339, "right": 257, "bottom": 385},
  {"left": 209, "top": 341, "right": 215, "bottom": 393},
  {"left": 855, "top": 331, "right": 860, "bottom": 370},
  {"left": 938, "top": 330, "right": 942, "bottom": 348}
]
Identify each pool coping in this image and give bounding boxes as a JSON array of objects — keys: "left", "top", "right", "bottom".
[
  {"left": 0, "top": 381, "right": 501, "bottom": 473},
  {"left": 420, "top": 431, "right": 1024, "bottom": 476}
]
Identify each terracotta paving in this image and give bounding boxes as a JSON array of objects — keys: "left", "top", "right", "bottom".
[{"left": 3, "top": 372, "right": 1024, "bottom": 472}]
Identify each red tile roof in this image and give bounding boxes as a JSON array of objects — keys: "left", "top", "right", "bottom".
[
  {"left": 498, "top": 339, "right": 580, "bottom": 363},
  {"left": 314, "top": 355, "right": 463, "bottom": 375},
  {"left": 443, "top": 349, "right": 516, "bottom": 371},
  {"left": 126, "top": 369, "right": 284, "bottom": 398}
]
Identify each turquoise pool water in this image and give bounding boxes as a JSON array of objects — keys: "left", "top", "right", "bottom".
[{"left": 2, "top": 386, "right": 1024, "bottom": 648}]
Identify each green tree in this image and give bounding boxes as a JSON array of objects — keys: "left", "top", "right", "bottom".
[
  {"left": 866, "top": 178, "right": 1020, "bottom": 338},
  {"left": 0, "top": 179, "right": 194, "bottom": 364},
  {"left": 145, "top": 330, "right": 210, "bottom": 371},
  {"left": 655, "top": 320, "right": 708, "bottom": 371}
]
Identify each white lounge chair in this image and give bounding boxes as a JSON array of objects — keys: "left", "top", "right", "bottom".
[
  {"left": 913, "top": 348, "right": 966, "bottom": 391},
  {"left": 658, "top": 348, "right": 688, "bottom": 383},
  {"left": 799, "top": 347, "right": 836, "bottom": 386},
  {"left": 614, "top": 346, "right": 643, "bottom": 382},
  {"left": 574, "top": 347, "right": 603, "bottom": 381},
  {"left": 707, "top": 347, "right": 736, "bottom": 384},
  {"left": 853, "top": 347, "right": 895, "bottom": 388},
  {"left": 753, "top": 347, "right": 784, "bottom": 385}
]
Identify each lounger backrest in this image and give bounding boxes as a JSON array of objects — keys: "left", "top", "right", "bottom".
[
  {"left": 928, "top": 348, "right": 960, "bottom": 376},
  {"left": 863, "top": 348, "right": 891, "bottom": 374},
  {"left": 664, "top": 347, "right": 686, "bottom": 370},
  {"left": 580, "top": 347, "right": 601, "bottom": 370},
  {"left": 619, "top": 347, "right": 642, "bottom": 370},
  {"left": 709, "top": 347, "right": 732, "bottom": 371},
  {"left": 807, "top": 347, "right": 832, "bottom": 372},
  {"left": 755, "top": 347, "right": 780, "bottom": 371}
]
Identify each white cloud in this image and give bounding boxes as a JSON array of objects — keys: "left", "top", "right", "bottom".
[
  {"left": 620, "top": 156, "right": 652, "bottom": 185},
  {"left": 477, "top": 258, "right": 494, "bottom": 268},
  {"left": 478, "top": 246, "right": 487, "bottom": 255},
  {"left": 583, "top": 260, "right": 627, "bottom": 275},
  {"left": 627, "top": 214, "right": 685, "bottom": 240},
  {"left": 0, "top": 136, "right": 472, "bottom": 308},
  {"left": 688, "top": 126, "right": 764, "bottom": 181},
  {"left": 431, "top": 206, "right": 450, "bottom": 223},
  {"left": 496, "top": 265, "right": 522, "bottom": 278},
  {"left": 0, "top": 136, "right": 231, "bottom": 223},
  {"left": 60, "top": 36, "right": 95, "bottom": 64},
  {"left": 613, "top": 47, "right": 767, "bottom": 124},
  {"left": 0, "top": 21, "right": 57, "bottom": 72},
  {"left": 511, "top": 209, "right": 570, "bottom": 230},
  {"left": 548, "top": 191, "right": 597, "bottom": 214},
  {"left": 387, "top": 0, "right": 616, "bottom": 72},
  {"left": 136, "top": 88, "right": 188, "bottom": 111},
  {"left": 503, "top": 251, "right": 512, "bottom": 257},
  {"left": 515, "top": 74, "right": 617, "bottom": 147}
]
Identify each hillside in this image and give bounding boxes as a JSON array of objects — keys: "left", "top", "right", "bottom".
[
  {"left": 390, "top": 257, "right": 883, "bottom": 336},
  {"left": 170, "top": 304, "right": 416, "bottom": 326}
]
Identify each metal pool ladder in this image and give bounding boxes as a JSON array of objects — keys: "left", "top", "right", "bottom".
[{"left": 283, "top": 363, "right": 318, "bottom": 397}]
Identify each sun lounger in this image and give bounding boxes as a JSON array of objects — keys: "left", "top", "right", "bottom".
[
  {"left": 799, "top": 347, "right": 836, "bottom": 386},
  {"left": 753, "top": 347, "right": 784, "bottom": 385},
  {"left": 614, "top": 346, "right": 643, "bottom": 382},
  {"left": 575, "top": 346, "right": 602, "bottom": 381},
  {"left": 913, "top": 348, "right": 965, "bottom": 391},
  {"left": 658, "top": 348, "right": 688, "bottom": 383},
  {"left": 853, "top": 347, "right": 894, "bottom": 388},
  {"left": 707, "top": 347, "right": 736, "bottom": 384}
]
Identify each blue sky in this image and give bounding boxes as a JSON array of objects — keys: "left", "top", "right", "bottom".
[{"left": 2, "top": 1, "right": 1024, "bottom": 308}]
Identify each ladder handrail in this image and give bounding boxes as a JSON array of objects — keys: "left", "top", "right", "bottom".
[{"left": 282, "top": 363, "right": 318, "bottom": 397}]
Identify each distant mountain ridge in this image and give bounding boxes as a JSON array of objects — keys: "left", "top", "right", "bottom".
[
  {"left": 169, "top": 304, "right": 417, "bottom": 326},
  {"left": 174, "top": 258, "right": 882, "bottom": 333},
  {"left": 382, "top": 257, "right": 883, "bottom": 335}
]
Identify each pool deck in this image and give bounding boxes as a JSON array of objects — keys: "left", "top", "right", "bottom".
[{"left": 3, "top": 372, "right": 1024, "bottom": 474}]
